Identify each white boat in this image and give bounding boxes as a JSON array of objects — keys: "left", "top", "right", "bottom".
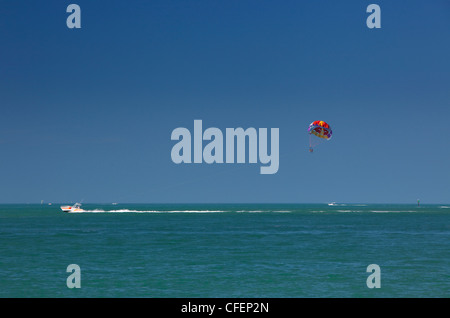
[
  {"left": 60, "top": 202, "right": 84, "bottom": 213},
  {"left": 328, "top": 202, "right": 337, "bottom": 206}
]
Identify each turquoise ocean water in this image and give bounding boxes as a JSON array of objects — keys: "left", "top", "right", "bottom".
[{"left": 0, "top": 203, "right": 448, "bottom": 298}]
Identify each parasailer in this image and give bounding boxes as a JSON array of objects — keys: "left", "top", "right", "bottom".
[{"left": 308, "top": 120, "right": 332, "bottom": 152}]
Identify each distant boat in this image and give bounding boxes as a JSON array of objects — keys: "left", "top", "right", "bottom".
[
  {"left": 328, "top": 202, "right": 337, "bottom": 206},
  {"left": 60, "top": 202, "right": 84, "bottom": 213}
]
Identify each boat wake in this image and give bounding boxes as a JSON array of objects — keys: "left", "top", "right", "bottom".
[
  {"left": 70, "top": 209, "right": 293, "bottom": 214},
  {"left": 73, "top": 209, "right": 228, "bottom": 213},
  {"left": 313, "top": 209, "right": 418, "bottom": 213}
]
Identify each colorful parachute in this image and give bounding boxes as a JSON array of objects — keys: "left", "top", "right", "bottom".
[{"left": 308, "top": 120, "right": 332, "bottom": 152}]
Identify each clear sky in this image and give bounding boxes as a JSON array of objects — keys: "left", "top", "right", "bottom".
[{"left": 1, "top": 0, "right": 449, "bottom": 204}]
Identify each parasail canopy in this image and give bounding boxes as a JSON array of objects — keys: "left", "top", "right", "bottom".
[
  {"left": 308, "top": 120, "right": 332, "bottom": 152},
  {"left": 308, "top": 120, "right": 332, "bottom": 140}
]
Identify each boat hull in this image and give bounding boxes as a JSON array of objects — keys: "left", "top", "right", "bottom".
[{"left": 61, "top": 204, "right": 84, "bottom": 213}]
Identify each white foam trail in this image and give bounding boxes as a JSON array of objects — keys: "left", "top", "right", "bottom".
[
  {"left": 439, "top": 206, "right": 450, "bottom": 209},
  {"left": 328, "top": 209, "right": 420, "bottom": 213},
  {"left": 236, "top": 210, "right": 293, "bottom": 213},
  {"left": 72, "top": 209, "right": 293, "bottom": 214},
  {"left": 74, "top": 209, "right": 228, "bottom": 213},
  {"left": 370, "top": 210, "right": 417, "bottom": 213}
]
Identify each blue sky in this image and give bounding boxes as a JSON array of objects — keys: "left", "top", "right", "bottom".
[{"left": 1, "top": 0, "right": 449, "bottom": 203}]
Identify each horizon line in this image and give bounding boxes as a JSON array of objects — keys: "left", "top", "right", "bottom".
[{"left": 0, "top": 202, "right": 448, "bottom": 205}]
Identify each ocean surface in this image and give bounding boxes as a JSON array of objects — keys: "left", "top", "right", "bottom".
[{"left": 0, "top": 203, "right": 448, "bottom": 298}]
